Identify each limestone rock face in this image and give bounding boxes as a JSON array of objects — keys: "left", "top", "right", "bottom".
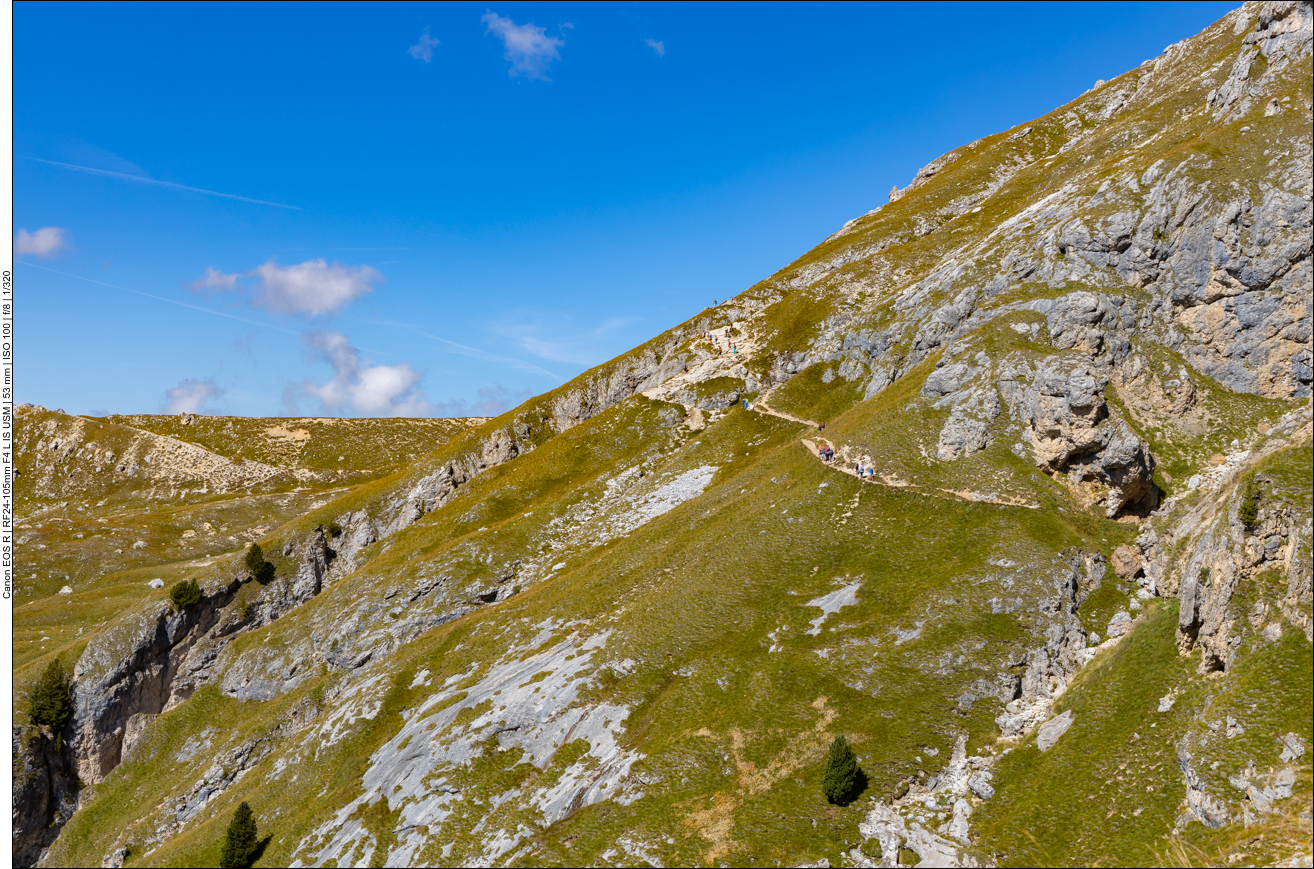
[
  {"left": 12, "top": 728, "right": 79, "bottom": 867},
  {"left": 67, "top": 527, "right": 340, "bottom": 786},
  {"left": 1036, "top": 710, "right": 1075, "bottom": 752},
  {"left": 1009, "top": 357, "right": 1159, "bottom": 517},
  {"left": 1112, "top": 544, "right": 1146, "bottom": 581}
]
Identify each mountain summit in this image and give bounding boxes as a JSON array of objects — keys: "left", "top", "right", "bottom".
[{"left": 14, "top": 3, "right": 1312, "bottom": 866}]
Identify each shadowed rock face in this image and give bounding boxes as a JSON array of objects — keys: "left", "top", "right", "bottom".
[
  {"left": 71, "top": 579, "right": 242, "bottom": 784},
  {"left": 69, "top": 529, "right": 337, "bottom": 785},
  {"left": 12, "top": 728, "right": 79, "bottom": 868}
]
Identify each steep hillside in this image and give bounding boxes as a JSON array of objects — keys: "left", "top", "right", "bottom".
[{"left": 14, "top": 3, "right": 1312, "bottom": 867}]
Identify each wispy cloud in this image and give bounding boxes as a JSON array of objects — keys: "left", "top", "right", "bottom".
[
  {"left": 189, "top": 266, "right": 240, "bottom": 294},
  {"left": 189, "top": 259, "right": 380, "bottom": 316},
  {"left": 163, "top": 378, "right": 225, "bottom": 414},
  {"left": 492, "top": 316, "right": 636, "bottom": 366},
  {"left": 33, "top": 158, "right": 300, "bottom": 209},
  {"left": 482, "top": 11, "right": 564, "bottom": 80},
  {"left": 14, "top": 226, "right": 71, "bottom": 259},
  {"left": 645, "top": 38, "right": 665, "bottom": 57},
  {"left": 21, "top": 262, "right": 299, "bottom": 334},
  {"left": 377, "top": 320, "right": 561, "bottom": 380},
  {"left": 409, "top": 27, "right": 440, "bottom": 62},
  {"left": 297, "top": 330, "right": 433, "bottom": 417},
  {"left": 432, "top": 384, "right": 534, "bottom": 418}
]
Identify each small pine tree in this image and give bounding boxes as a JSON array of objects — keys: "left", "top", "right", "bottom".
[
  {"left": 220, "top": 801, "right": 259, "bottom": 869},
  {"left": 822, "top": 734, "right": 859, "bottom": 804},
  {"left": 1237, "top": 474, "right": 1261, "bottom": 529},
  {"left": 244, "top": 543, "right": 266, "bottom": 575},
  {"left": 30, "top": 658, "right": 74, "bottom": 749},
  {"left": 244, "top": 544, "right": 274, "bottom": 583},
  {"left": 170, "top": 579, "right": 202, "bottom": 611}
]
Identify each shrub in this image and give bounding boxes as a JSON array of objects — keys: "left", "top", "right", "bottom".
[
  {"left": 1237, "top": 474, "right": 1261, "bottom": 529},
  {"left": 822, "top": 734, "right": 860, "bottom": 804},
  {"left": 244, "top": 543, "right": 275, "bottom": 583},
  {"left": 220, "top": 801, "right": 259, "bottom": 869},
  {"left": 30, "top": 658, "right": 73, "bottom": 748},
  {"left": 170, "top": 579, "right": 202, "bottom": 611},
  {"left": 326, "top": 520, "right": 343, "bottom": 539},
  {"left": 244, "top": 543, "right": 266, "bottom": 574}
]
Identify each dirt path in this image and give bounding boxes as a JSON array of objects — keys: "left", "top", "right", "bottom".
[
  {"left": 748, "top": 397, "right": 819, "bottom": 428},
  {"left": 748, "top": 402, "right": 1037, "bottom": 509}
]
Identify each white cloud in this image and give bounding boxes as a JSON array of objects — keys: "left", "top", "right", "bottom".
[
  {"left": 189, "top": 266, "right": 240, "bottom": 294},
  {"left": 299, "top": 330, "right": 433, "bottom": 417},
  {"left": 251, "top": 259, "right": 380, "bottom": 316},
  {"left": 645, "top": 38, "right": 665, "bottom": 57},
  {"left": 14, "top": 227, "right": 70, "bottom": 259},
  {"left": 164, "top": 378, "right": 225, "bottom": 414},
  {"left": 432, "top": 384, "right": 534, "bottom": 418},
  {"left": 409, "top": 27, "right": 440, "bottom": 62},
  {"left": 482, "top": 11, "right": 564, "bottom": 80}
]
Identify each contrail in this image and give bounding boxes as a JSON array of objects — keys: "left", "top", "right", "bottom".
[
  {"left": 19, "top": 263, "right": 299, "bottom": 334},
  {"left": 32, "top": 158, "right": 301, "bottom": 210},
  {"left": 375, "top": 320, "right": 562, "bottom": 381}
]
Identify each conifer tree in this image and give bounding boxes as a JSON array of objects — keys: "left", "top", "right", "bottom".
[
  {"left": 1237, "top": 473, "right": 1262, "bottom": 529},
  {"left": 822, "top": 734, "right": 859, "bottom": 804},
  {"left": 220, "top": 801, "right": 259, "bottom": 869},
  {"left": 245, "top": 543, "right": 265, "bottom": 575},
  {"left": 244, "top": 543, "right": 274, "bottom": 583},
  {"left": 170, "top": 578, "right": 202, "bottom": 611},
  {"left": 30, "top": 657, "right": 73, "bottom": 750}
]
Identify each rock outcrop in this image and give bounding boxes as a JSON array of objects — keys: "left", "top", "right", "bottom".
[{"left": 12, "top": 728, "right": 79, "bottom": 867}]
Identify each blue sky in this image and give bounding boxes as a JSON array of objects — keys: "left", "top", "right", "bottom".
[{"left": 15, "top": 1, "right": 1238, "bottom": 418}]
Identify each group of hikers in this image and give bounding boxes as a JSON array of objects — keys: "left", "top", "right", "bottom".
[
  {"left": 702, "top": 331, "right": 739, "bottom": 357},
  {"left": 742, "top": 398, "right": 884, "bottom": 483},
  {"left": 815, "top": 438, "right": 881, "bottom": 481}
]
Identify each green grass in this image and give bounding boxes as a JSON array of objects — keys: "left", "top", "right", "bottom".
[
  {"left": 110, "top": 414, "right": 481, "bottom": 473},
  {"left": 46, "top": 387, "right": 1143, "bottom": 867},
  {"left": 768, "top": 363, "right": 864, "bottom": 425},
  {"left": 970, "top": 602, "right": 1201, "bottom": 867}
]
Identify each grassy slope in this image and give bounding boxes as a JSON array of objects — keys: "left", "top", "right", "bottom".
[
  {"left": 11, "top": 412, "right": 479, "bottom": 714},
  {"left": 972, "top": 602, "right": 1312, "bottom": 868},
  {"left": 972, "top": 437, "right": 1314, "bottom": 867},
  {"left": 111, "top": 414, "right": 482, "bottom": 473},
  {"left": 49, "top": 370, "right": 1145, "bottom": 867}
]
